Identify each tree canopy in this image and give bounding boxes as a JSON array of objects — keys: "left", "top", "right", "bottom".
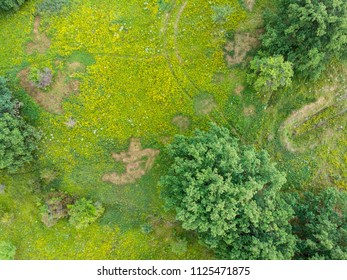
[
  {"left": 161, "top": 124, "right": 296, "bottom": 259},
  {"left": 261, "top": 0, "right": 347, "bottom": 80},
  {"left": 0, "top": 0, "right": 26, "bottom": 11},
  {"left": 0, "top": 78, "right": 39, "bottom": 173},
  {"left": 248, "top": 55, "right": 293, "bottom": 93},
  {"left": 291, "top": 187, "right": 347, "bottom": 260}
]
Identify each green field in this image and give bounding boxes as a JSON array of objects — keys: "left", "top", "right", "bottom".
[{"left": 0, "top": 0, "right": 346, "bottom": 259}]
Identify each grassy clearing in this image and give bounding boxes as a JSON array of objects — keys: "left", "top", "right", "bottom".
[{"left": 0, "top": 0, "right": 346, "bottom": 259}]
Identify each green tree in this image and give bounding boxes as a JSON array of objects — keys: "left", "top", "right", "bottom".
[
  {"left": 0, "top": 113, "right": 39, "bottom": 172},
  {"left": 248, "top": 55, "right": 293, "bottom": 93},
  {"left": 0, "top": 77, "right": 16, "bottom": 116},
  {"left": 0, "top": 0, "right": 26, "bottom": 11},
  {"left": 160, "top": 124, "right": 296, "bottom": 260},
  {"left": 68, "top": 198, "right": 104, "bottom": 229},
  {"left": 0, "top": 241, "right": 16, "bottom": 260},
  {"left": 261, "top": 0, "right": 347, "bottom": 80},
  {"left": 292, "top": 187, "right": 347, "bottom": 260},
  {"left": 0, "top": 79, "right": 39, "bottom": 172}
]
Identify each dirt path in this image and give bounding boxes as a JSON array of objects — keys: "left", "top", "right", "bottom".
[
  {"left": 244, "top": 0, "right": 256, "bottom": 11},
  {"left": 26, "top": 16, "right": 51, "bottom": 54},
  {"left": 102, "top": 138, "right": 160, "bottom": 186},
  {"left": 174, "top": 1, "right": 187, "bottom": 63}
]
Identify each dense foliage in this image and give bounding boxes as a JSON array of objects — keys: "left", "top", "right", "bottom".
[
  {"left": 0, "top": 241, "right": 16, "bottom": 260},
  {"left": 0, "top": 78, "right": 39, "bottom": 172},
  {"left": 161, "top": 124, "right": 296, "bottom": 259},
  {"left": 0, "top": 0, "right": 26, "bottom": 11},
  {"left": 248, "top": 55, "right": 293, "bottom": 93},
  {"left": 292, "top": 187, "right": 347, "bottom": 259},
  {"left": 261, "top": 0, "right": 347, "bottom": 80},
  {"left": 0, "top": 113, "right": 39, "bottom": 172},
  {"left": 0, "top": 77, "right": 16, "bottom": 116},
  {"left": 36, "top": 0, "right": 70, "bottom": 15},
  {"left": 68, "top": 198, "right": 104, "bottom": 229}
]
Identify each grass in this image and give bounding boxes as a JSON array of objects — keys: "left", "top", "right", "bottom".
[{"left": 0, "top": 0, "right": 346, "bottom": 259}]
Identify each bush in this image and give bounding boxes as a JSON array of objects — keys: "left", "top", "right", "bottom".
[
  {"left": 0, "top": 241, "right": 16, "bottom": 260},
  {"left": 68, "top": 198, "right": 104, "bottom": 229},
  {"left": 40, "top": 192, "right": 74, "bottom": 227},
  {"left": 0, "top": 77, "right": 21, "bottom": 117},
  {"left": 0, "top": 0, "right": 26, "bottom": 11},
  {"left": 29, "top": 67, "right": 53, "bottom": 90},
  {"left": 211, "top": 5, "right": 234, "bottom": 23},
  {"left": 247, "top": 55, "right": 293, "bottom": 93},
  {"left": 36, "top": 0, "right": 69, "bottom": 15}
]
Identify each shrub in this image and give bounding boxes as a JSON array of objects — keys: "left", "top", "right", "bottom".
[
  {"left": 0, "top": 0, "right": 26, "bottom": 11},
  {"left": 68, "top": 198, "right": 104, "bottom": 229},
  {"left": 40, "top": 192, "right": 74, "bottom": 227},
  {"left": 0, "top": 241, "right": 16, "bottom": 260},
  {"left": 248, "top": 55, "right": 293, "bottom": 93},
  {"left": 29, "top": 67, "right": 53, "bottom": 90},
  {"left": 0, "top": 77, "right": 22, "bottom": 117},
  {"left": 36, "top": 0, "right": 69, "bottom": 15},
  {"left": 211, "top": 5, "right": 234, "bottom": 23}
]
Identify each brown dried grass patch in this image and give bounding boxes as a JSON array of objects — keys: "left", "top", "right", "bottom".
[{"left": 102, "top": 138, "right": 160, "bottom": 186}]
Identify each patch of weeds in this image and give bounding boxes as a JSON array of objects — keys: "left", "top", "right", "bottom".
[
  {"left": 225, "top": 30, "right": 235, "bottom": 41},
  {"left": 211, "top": 5, "right": 234, "bottom": 24},
  {"left": 28, "top": 67, "right": 53, "bottom": 90},
  {"left": 140, "top": 223, "right": 153, "bottom": 234},
  {"left": 36, "top": 0, "right": 70, "bottom": 15},
  {"left": 67, "top": 51, "right": 95, "bottom": 66},
  {"left": 170, "top": 238, "right": 188, "bottom": 255},
  {"left": 157, "top": 0, "right": 173, "bottom": 13},
  {"left": 39, "top": 191, "right": 74, "bottom": 227}
]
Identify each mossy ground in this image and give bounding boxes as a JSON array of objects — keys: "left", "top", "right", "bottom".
[{"left": 0, "top": 0, "right": 346, "bottom": 259}]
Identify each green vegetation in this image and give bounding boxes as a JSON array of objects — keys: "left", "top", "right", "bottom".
[
  {"left": 0, "top": 241, "right": 16, "bottom": 260},
  {"left": 0, "top": 0, "right": 345, "bottom": 260},
  {"left": 0, "top": 78, "right": 40, "bottom": 172},
  {"left": 248, "top": 55, "right": 293, "bottom": 94},
  {"left": 262, "top": 0, "right": 347, "bottom": 80},
  {"left": 0, "top": 0, "right": 26, "bottom": 11},
  {"left": 161, "top": 124, "right": 296, "bottom": 259},
  {"left": 68, "top": 198, "right": 104, "bottom": 229},
  {"left": 291, "top": 187, "right": 347, "bottom": 260}
]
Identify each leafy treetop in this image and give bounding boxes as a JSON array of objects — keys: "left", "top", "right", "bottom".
[{"left": 161, "top": 124, "right": 296, "bottom": 260}]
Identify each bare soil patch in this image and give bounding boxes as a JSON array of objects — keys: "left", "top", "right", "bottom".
[
  {"left": 65, "top": 117, "right": 77, "bottom": 128},
  {"left": 243, "top": 105, "right": 255, "bottom": 116},
  {"left": 172, "top": 115, "right": 190, "bottom": 131},
  {"left": 244, "top": 0, "right": 256, "bottom": 11},
  {"left": 224, "top": 31, "right": 260, "bottom": 66},
  {"left": 194, "top": 93, "right": 217, "bottom": 115},
  {"left": 67, "top": 62, "right": 86, "bottom": 75},
  {"left": 235, "top": 85, "right": 244, "bottom": 96},
  {"left": 18, "top": 68, "right": 79, "bottom": 114},
  {"left": 26, "top": 16, "right": 51, "bottom": 54},
  {"left": 102, "top": 138, "right": 160, "bottom": 186}
]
